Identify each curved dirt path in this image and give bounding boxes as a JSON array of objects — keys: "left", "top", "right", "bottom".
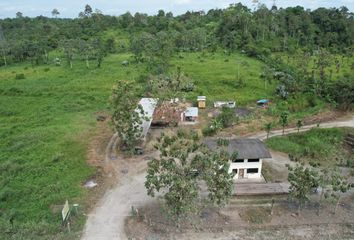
[{"left": 81, "top": 114, "right": 354, "bottom": 240}]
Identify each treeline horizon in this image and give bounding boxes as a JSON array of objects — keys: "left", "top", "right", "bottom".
[{"left": 0, "top": 3, "right": 352, "bottom": 67}]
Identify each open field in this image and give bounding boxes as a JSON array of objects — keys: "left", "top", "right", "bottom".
[
  {"left": 0, "top": 54, "right": 147, "bottom": 238},
  {"left": 172, "top": 52, "right": 275, "bottom": 105},
  {"left": 0, "top": 51, "right": 277, "bottom": 238}
]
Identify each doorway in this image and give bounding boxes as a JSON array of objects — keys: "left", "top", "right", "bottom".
[{"left": 239, "top": 169, "right": 245, "bottom": 179}]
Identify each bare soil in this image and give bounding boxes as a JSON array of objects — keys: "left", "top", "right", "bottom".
[
  {"left": 82, "top": 112, "right": 354, "bottom": 240},
  {"left": 125, "top": 195, "right": 354, "bottom": 240}
]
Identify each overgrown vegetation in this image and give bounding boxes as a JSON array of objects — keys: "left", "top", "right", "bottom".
[{"left": 266, "top": 128, "right": 354, "bottom": 167}]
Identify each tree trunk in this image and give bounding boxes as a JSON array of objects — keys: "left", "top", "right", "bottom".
[
  {"left": 44, "top": 49, "right": 48, "bottom": 64},
  {"left": 86, "top": 55, "right": 89, "bottom": 68},
  {"left": 3, "top": 54, "right": 6, "bottom": 66},
  {"left": 317, "top": 188, "right": 325, "bottom": 216},
  {"left": 334, "top": 196, "right": 341, "bottom": 215},
  {"left": 282, "top": 127, "right": 285, "bottom": 135},
  {"left": 297, "top": 201, "right": 301, "bottom": 216},
  {"left": 270, "top": 199, "right": 275, "bottom": 215}
]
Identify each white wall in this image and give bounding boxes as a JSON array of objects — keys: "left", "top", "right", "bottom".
[{"left": 228, "top": 159, "right": 263, "bottom": 179}]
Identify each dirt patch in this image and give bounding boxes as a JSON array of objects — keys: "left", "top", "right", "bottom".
[
  {"left": 84, "top": 114, "right": 118, "bottom": 212},
  {"left": 239, "top": 207, "right": 271, "bottom": 224},
  {"left": 125, "top": 193, "right": 354, "bottom": 240},
  {"left": 303, "top": 110, "right": 347, "bottom": 125}
]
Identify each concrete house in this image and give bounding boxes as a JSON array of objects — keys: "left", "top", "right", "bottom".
[
  {"left": 182, "top": 107, "right": 199, "bottom": 122},
  {"left": 205, "top": 139, "right": 272, "bottom": 180}
]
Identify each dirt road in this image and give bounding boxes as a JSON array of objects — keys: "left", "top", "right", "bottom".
[{"left": 81, "top": 114, "right": 354, "bottom": 240}]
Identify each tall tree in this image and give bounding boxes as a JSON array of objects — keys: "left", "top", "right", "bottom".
[
  {"left": 279, "top": 111, "right": 289, "bottom": 135},
  {"left": 61, "top": 39, "right": 77, "bottom": 69},
  {"left": 16, "top": 12, "right": 23, "bottom": 18},
  {"left": 296, "top": 120, "right": 303, "bottom": 133},
  {"left": 263, "top": 122, "right": 273, "bottom": 139},
  {"left": 51, "top": 9, "right": 60, "bottom": 18},
  {"left": 111, "top": 80, "right": 146, "bottom": 151},
  {"left": 0, "top": 26, "right": 8, "bottom": 66},
  {"left": 288, "top": 164, "right": 319, "bottom": 216},
  {"left": 145, "top": 131, "right": 234, "bottom": 221}
]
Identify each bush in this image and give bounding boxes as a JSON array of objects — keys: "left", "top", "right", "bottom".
[
  {"left": 44, "top": 68, "right": 50, "bottom": 72},
  {"left": 346, "top": 158, "right": 354, "bottom": 168},
  {"left": 202, "top": 126, "right": 217, "bottom": 136},
  {"left": 218, "top": 106, "right": 236, "bottom": 128},
  {"left": 15, "top": 73, "right": 25, "bottom": 80}
]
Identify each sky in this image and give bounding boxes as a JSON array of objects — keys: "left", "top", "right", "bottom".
[{"left": 0, "top": 0, "right": 353, "bottom": 19}]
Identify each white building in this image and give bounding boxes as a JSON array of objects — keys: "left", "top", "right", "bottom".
[
  {"left": 182, "top": 107, "right": 199, "bottom": 122},
  {"left": 205, "top": 138, "right": 272, "bottom": 180},
  {"left": 214, "top": 101, "right": 236, "bottom": 108},
  {"left": 137, "top": 98, "right": 158, "bottom": 139}
]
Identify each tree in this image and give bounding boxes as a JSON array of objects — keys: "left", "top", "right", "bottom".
[
  {"left": 145, "top": 131, "right": 234, "bottom": 221},
  {"left": 287, "top": 164, "right": 319, "bottom": 216},
  {"left": 91, "top": 38, "right": 106, "bottom": 68},
  {"left": 51, "top": 9, "right": 60, "bottom": 18},
  {"left": 296, "top": 120, "right": 303, "bottom": 133},
  {"left": 0, "top": 26, "right": 8, "bottom": 66},
  {"left": 84, "top": 4, "right": 93, "bottom": 17},
  {"left": 16, "top": 12, "right": 23, "bottom": 18},
  {"left": 111, "top": 80, "right": 147, "bottom": 151},
  {"left": 321, "top": 168, "right": 352, "bottom": 214},
  {"left": 61, "top": 39, "right": 77, "bottom": 69},
  {"left": 263, "top": 122, "right": 273, "bottom": 139},
  {"left": 78, "top": 40, "right": 93, "bottom": 68},
  {"left": 279, "top": 111, "right": 289, "bottom": 135}
]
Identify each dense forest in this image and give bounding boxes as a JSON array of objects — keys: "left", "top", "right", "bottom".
[{"left": 0, "top": 3, "right": 353, "bottom": 109}]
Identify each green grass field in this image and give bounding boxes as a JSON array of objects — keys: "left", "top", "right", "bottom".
[
  {"left": 172, "top": 52, "right": 275, "bottom": 105},
  {"left": 266, "top": 128, "right": 354, "bottom": 167},
  {"left": 0, "top": 51, "right": 273, "bottom": 238},
  {"left": 0, "top": 53, "right": 148, "bottom": 238}
]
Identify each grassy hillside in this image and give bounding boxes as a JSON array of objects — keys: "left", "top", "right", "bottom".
[
  {"left": 0, "top": 54, "right": 148, "bottom": 238},
  {"left": 173, "top": 52, "right": 274, "bottom": 105},
  {"left": 0, "top": 51, "right": 270, "bottom": 238},
  {"left": 266, "top": 128, "right": 354, "bottom": 167}
]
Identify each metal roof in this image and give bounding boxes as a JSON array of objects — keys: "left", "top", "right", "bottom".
[
  {"left": 257, "top": 99, "right": 269, "bottom": 104},
  {"left": 197, "top": 96, "right": 206, "bottom": 101},
  {"left": 184, "top": 107, "right": 199, "bottom": 117},
  {"left": 137, "top": 98, "right": 158, "bottom": 138},
  {"left": 204, "top": 138, "right": 272, "bottom": 159}
]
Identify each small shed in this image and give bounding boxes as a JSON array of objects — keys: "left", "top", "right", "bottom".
[
  {"left": 257, "top": 99, "right": 269, "bottom": 108},
  {"left": 197, "top": 96, "right": 206, "bottom": 109},
  {"left": 214, "top": 101, "right": 236, "bottom": 108},
  {"left": 183, "top": 107, "right": 199, "bottom": 122}
]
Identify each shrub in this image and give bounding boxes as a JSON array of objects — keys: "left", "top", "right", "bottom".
[
  {"left": 44, "top": 68, "right": 50, "bottom": 72},
  {"left": 217, "top": 138, "right": 229, "bottom": 147},
  {"left": 218, "top": 106, "right": 236, "bottom": 128},
  {"left": 202, "top": 126, "right": 217, "bottom": 136},
  {"left": 346, "top": 158, "right": 354, "bottom": 168},
  {"left": 15, "top": 73, "right": 25, "bottom": 80}
]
